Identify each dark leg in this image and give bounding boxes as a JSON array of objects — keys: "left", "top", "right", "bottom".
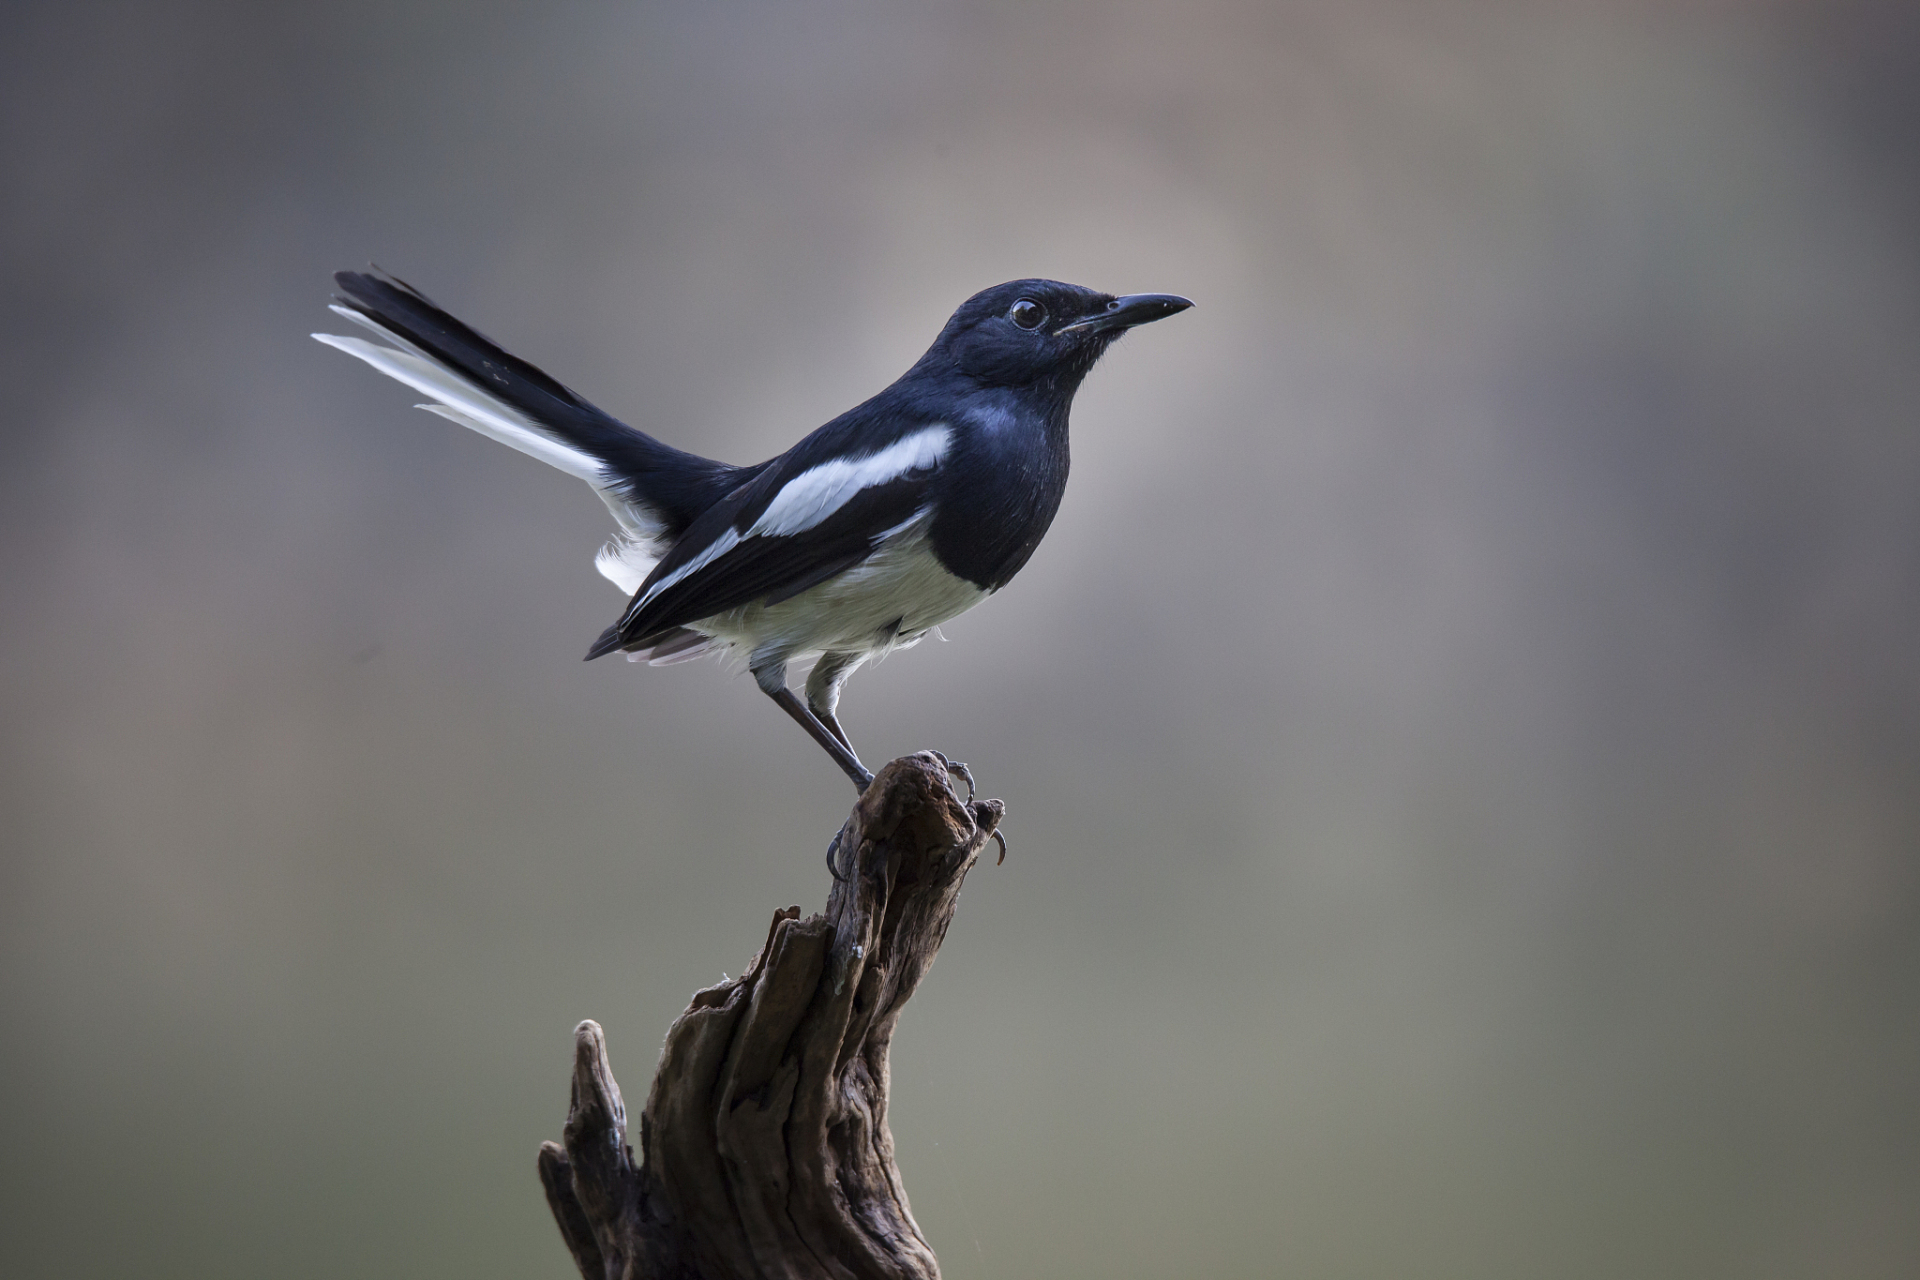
[
  {"left": 756, "top": 661, "right": 873, "bottom": 790},
  {"left": 804, "top": 651, "right": 865, "bottom": 754},
  {"left": 768, "top": 686, "right": 873, "bottom": 790},
  {"left": 815, "top": 706, "right": 855, "bottom": 754},
  {"left": 805, "top": 649, "right": 975, "bottom": 803}
]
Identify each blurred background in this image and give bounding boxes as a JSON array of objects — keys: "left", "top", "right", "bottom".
[{"left": 3, "top": 1, "right": 1918, "bottom": 1276}]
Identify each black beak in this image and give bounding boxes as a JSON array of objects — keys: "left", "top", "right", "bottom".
[{"left": 1057, "top": 292, "right": 1194, "bottom": 335}]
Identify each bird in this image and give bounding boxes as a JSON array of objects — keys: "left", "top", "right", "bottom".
[{"left": 315, "top": 271, "right": 1190, "bottom": 792}]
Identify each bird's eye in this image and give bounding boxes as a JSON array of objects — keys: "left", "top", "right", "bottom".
[{"left": 1009, "top": 299, "right": 1047, "bottom": 330}]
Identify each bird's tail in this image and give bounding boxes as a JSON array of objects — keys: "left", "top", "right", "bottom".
[{"left": 313, "top": 270, "right": 744, "bottom": 559}]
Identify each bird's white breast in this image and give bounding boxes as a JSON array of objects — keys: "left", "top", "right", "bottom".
[{"left": 695, "top": 514, "right": 986, "bottom": 668}]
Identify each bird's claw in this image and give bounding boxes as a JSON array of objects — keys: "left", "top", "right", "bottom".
[
  {"left": 930, "top": 751, "right": 976, "bottom": 803},
  {"left": 927, "top": 751, "right": 999, "bottom": 861},
  {"left": 833, "top": 754, "right": 989, "bottom": 879}
]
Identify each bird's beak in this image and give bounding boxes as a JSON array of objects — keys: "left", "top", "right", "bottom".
[{"left": 1056, "top": 292, "right": 1194, "bottom": 335}]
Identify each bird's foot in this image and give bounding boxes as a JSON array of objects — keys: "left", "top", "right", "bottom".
[
  {"left": 926, "top": 751, "right": 1003, "bottom": 862},
  {"left": 929, "top": 751, "right": 975, "bottom": 803},
  {"left": 826, "top": 828, "right": 851, "bottom": 882}
]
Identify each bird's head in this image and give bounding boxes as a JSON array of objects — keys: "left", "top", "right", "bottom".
[{"left": 919, "top": 279, "right": 1191, "bottom": 394}]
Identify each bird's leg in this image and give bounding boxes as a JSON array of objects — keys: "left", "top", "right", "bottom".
[
  {"left": 756, "top": 661, "right": 874, "bottom": 791},
  {"left": 769, "top": 687, "right": 874, "bottom": 790},
  {"left": 803, "top": 653, "right": 977, "bottom": 803},
  {"left": 803, "top": 652, "right": 866, "bottom": 754},
  {"left": 815, "top": 707, "right": 855, "bottom": 754}
]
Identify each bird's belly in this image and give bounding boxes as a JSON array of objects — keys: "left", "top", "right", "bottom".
[{"left": 694, "top": 520, "right": 988, "bottom": 665}]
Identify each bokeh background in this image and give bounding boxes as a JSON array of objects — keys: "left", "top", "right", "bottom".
[{"left": 4, "top": 1, "right": 1918, "bottom": 1276}]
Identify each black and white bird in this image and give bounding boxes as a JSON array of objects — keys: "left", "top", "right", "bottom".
[{"left": 316, "top": 271, "right": 1189, "bottom": 790}]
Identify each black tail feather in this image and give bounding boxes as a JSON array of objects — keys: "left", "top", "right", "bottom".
[{"left": 332, "top": 269, "right": 751, "bottom": 536}]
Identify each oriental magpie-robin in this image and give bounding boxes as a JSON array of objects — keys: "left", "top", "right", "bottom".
[{"left": 316, "top": 273, "right": 1190, "bottom": 790}]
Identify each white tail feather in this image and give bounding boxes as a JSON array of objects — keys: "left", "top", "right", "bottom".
[
  {"left": 314, "top": 332, "right": 604, "bottom": 482},
  {"left": 326, "top": 302, "right": 431, "bottom": 355},
  {"left": 594, "top": 535, "right": 660, "bottom": 595},
  {"left": 315, "top": 325, "right": 673, "bottom": 589}
]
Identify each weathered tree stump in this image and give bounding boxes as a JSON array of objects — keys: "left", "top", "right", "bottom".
[{"left": 538, "top": 752, "right": 1005, "bottom": 1280}]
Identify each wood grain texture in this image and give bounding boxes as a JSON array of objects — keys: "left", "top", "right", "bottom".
[{"left": 539, "top": 753, "right": 1005, "bottom": 1280}]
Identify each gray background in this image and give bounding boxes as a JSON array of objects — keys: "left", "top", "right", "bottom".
[{"left": 4, "top": 2, "right": 1918, "bottom": 1276}]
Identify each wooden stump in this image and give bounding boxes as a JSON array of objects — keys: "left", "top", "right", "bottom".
[{"left": 538, "top": 752, "right": 1005, "bottom": 1280}]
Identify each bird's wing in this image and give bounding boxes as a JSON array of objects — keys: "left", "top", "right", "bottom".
[
  {"left": 587, "top": 422, "right": 951, "bottom": 656},
  {"left": 313, "top": 271, "right": 753, "bottom": 554}
]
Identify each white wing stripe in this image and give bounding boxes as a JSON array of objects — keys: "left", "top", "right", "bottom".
[
  {"left": 638, "top": 527, "right": 743, "bottom": 612},
  {"left": 753, "top": 425, "right": 949, "bottom": 537},
  {"left": 631, "top": 425, "right": 949, "bottom": 615}
]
